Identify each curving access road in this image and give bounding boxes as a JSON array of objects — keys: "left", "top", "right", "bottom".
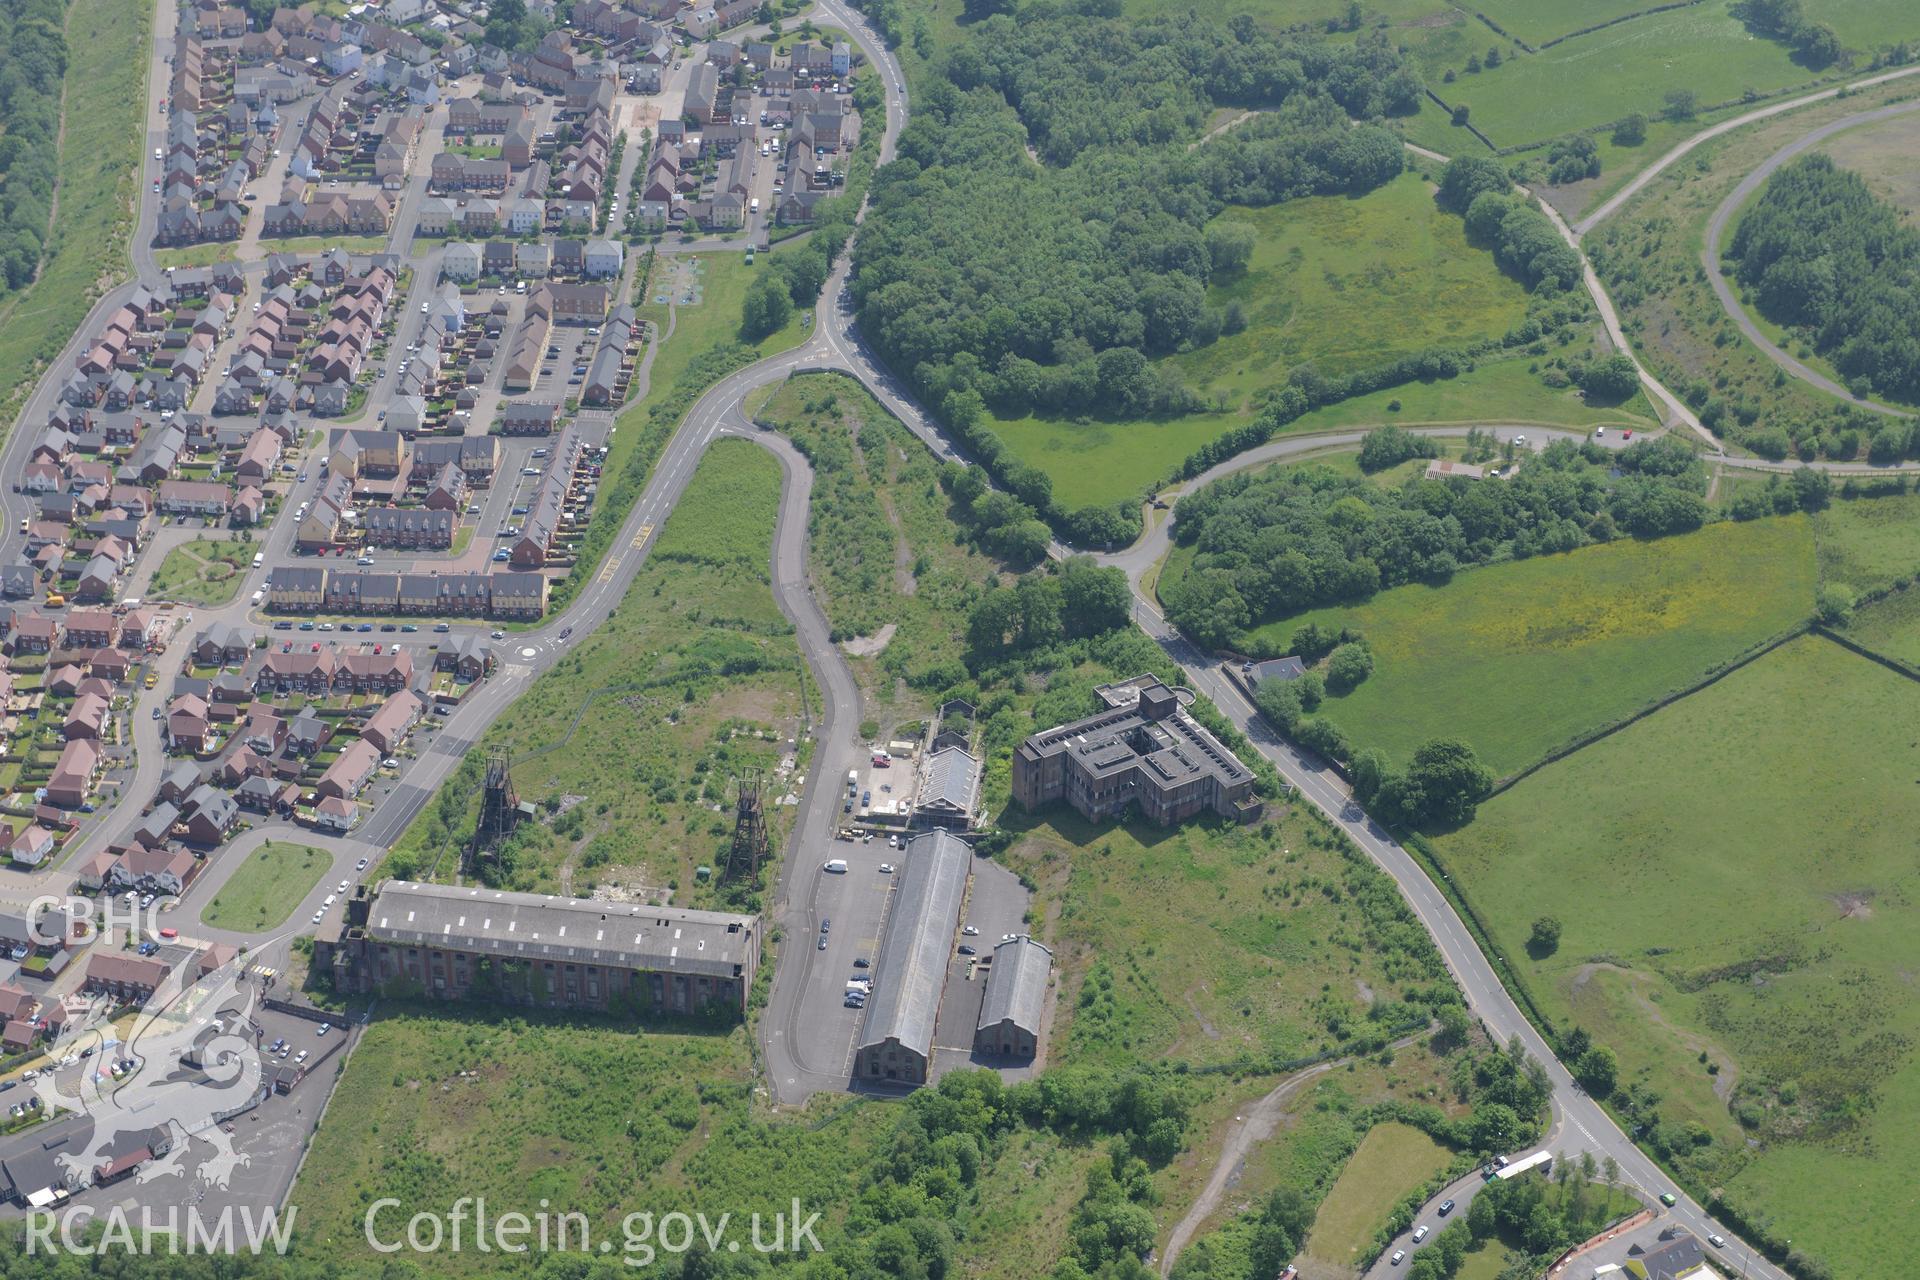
[{"left": 1699, "top": 97, "right": 1920, "bottom": 419}]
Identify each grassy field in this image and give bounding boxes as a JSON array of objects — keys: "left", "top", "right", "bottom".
[
  {"left": 148, "top": 538, "right": 252, "bottom": 605},
  {"left": 1278, "top": 354, "right": 1656, "bottom": 435},
  {"left": 1166, "top": 173, "right": 1531, "bottom": 406},
  {"left": 1811, "top": 490, "right": 1920, "bottom": 595},
  {"left": 1468, "top": 0, "right": 1655, "bottom": 47},
  {"left": 550, "top": 248, "right": 810, "bottom": 613},
  {"left": 1842, "top": 582, "right": 1920, "bottom": 665},
  {"left": 1431, "top": 634, "right": 1920, "bottom": 1280},
  {"left": 290, "top": 1005, "right": 888, "bottom": 1276},
  {"left": 384, "top": 439, "right": 804, "bottom": 902},
  {"left": 1212, "top": 515, "right": 1817, "bottom": 775},
  {"left": 1301, "top": 1122, "right": 1451, "bottom": 1272},
  {"left": 992, "top": 354, "right": 1652, "bottom": 513},
  {"left": 0, "top": 0, "right": 148, "bottom": 433},
  {"left": 990, "top": 408, "right": 1239, "bottom": 510},
  {"left": 201, "top": 842, "right": 330, "bottom": 932},
  {"left": 1433, "top": 7, "right": 1818, "bottom": 149},
  {"left": 1818, "top": 109, "right": 1920, "bottom": 218},
  {"left": 1004, "top": 805, "right": 1450, "bottom": 1071},
  {"left": 1587, "top": 75, "right": 1920, "bottom": 457},
  {"left": 755, "top": 372, "right": 1000, "bottom": 730}
]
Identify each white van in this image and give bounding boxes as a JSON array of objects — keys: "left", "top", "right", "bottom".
[
  {"left": 252, "top": 553, "right": 264, "bottom": 568},
  {"left": 250, "top": 589, "right": 264, "bottom": 605},
  {"left": 822, "top": 859, "right": 848, "bottom": 874}
]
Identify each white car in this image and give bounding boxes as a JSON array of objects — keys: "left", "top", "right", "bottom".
[
  {"left": 1391, "top": 1251, "right": 1405, "bottom": 1266},
  {"left": 1708, "top": 1235, "right": 1726, "bottom": 1249},
  {"left": 356, "top": 857, "right": 369, "bottom": 871},
  {"left": 337, "top": 880, "right": 350, "bottom": 894},
  {"left": 877, "top": 863, "right": 895, "bottom": 874},
  {"left": 1593, "top": 427, "right": 1606, "bottom": 439},
  {"left": 1411, "top": 1225, "right": 1429, "bottom": 1243},
  {"left": 961, "top": 925, "right": 979, "bottom": 936},
  {"left": 311, "top": 910, "right": 323, "bottom": 924}
]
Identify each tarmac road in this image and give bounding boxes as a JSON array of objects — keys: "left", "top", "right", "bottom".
[{"left": 1698, "top": 97, "right": 1920, "bottom": 420}]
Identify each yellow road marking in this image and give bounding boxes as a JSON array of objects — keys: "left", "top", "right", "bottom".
[
  {"left": 598, "top": 553, "right": 623, "bottom": 584},
  {"left": 630, "top": 522, "right": 653, "bottom": 550}
]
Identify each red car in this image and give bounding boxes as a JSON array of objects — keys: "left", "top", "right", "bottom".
[
  {"left": 1622, "top": 430, "right": 1633, "bottom": 439},
  {"left": 158, "top": 928, "right": 177, "bottom": 939},
  {"left": 310, "top": 642, "right": 320, "bottom": 652}
]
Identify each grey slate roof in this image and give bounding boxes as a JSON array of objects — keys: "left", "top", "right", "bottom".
[
  {"left": 364, "top": 880, "right": 755, "bottom": 980},
  {"left": 855, "top": 830, "right": 970, "bottom": 1062},
  {"left": 977, "top": 936, "right": 1050, "bottom": 1038},
  {"left": 914, "top": 745, "right": 979, "bottom": 820}
]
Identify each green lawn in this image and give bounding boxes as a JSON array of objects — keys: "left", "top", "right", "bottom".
[
  {"left": 1167, "top": 173, "right": 1531, "bottom": 403},
  {"left": 1301, "top": 1122, "right": 1451, "bottom": 1271},
  {"left": 1435, "top": 7, "right": 1821, "bottom": 149},
  {"left": 1005, "top": 803, "right": 1450, "bottom": 1071},
  {"left": 385, "top": 439, "right": 803, "bottom": 903},
  {"left": 201, "top": 842, "right": 330, "bottom": 932},
  {"left": 148, "top": 538, "right": 252, "bottom": 606},
  {"left": 1430, "top": 634, "right": 1920, "bottom": 1280},
  {"left": 150, "top": 243, "right": 242, "bottom": 271},
  {"left": 1222, "top": 515, "right": 1817, "bottom": 775},
  {"left": 0, "top": 0, "right": 148, "bottom": 431}
]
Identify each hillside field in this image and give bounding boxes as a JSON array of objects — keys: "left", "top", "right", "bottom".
[
  {"left": 1434, "top": 7, "right": 1819, "bottom": 149},
  {"left": 1430, "top": 634, "right": 1920, "bottom": 1280},
  {"left": 1166, "top": 173, "right": 1532, "bottom": 408},
  {"left": 1202, "top": 514, "right": 1817, "bottom": 776}
]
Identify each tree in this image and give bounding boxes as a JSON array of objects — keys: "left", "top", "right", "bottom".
[
  {"left": 1580, "top": 353, "right": 1640, "bottom": 403},
  {"left": 1324, "top": 642, "right": 1374, "bottom": 693},
  {"left": 1611, "top": 112, "right": 1647, "bottom": 146},
  {"left": 1437, "top": 155, "right": 1510, "bottom": 209},
  {"left": 1663, "top": 88, "right": 1697, "bottom": 121},
  {"left": 1204, "top": 221, "right": 1256, "bottom": 280},
  {"left": 740, "top": 273, "right": 793, "bottom": 339},
  {"left": 1795, "top": 21, "right": 1842, "bottom": 67},
  {"left": 1451, "top": 103, "right": 1472, "bottom": 126},
  {"left": 1527, "top": 915, "right": 1562, "bottom": 956},
  {"left": 1575, "top": 1046, "right": 1619, "bottom": 1097},
  {"left": 1401, "top": 738, "right": 1494, "bottom": 827},
  {"left": 1788, "top": 466, "right": 1832, "bottom": 511},
  {"left": 1816, "top": 582, "right": 1856, "bottom": 625}
]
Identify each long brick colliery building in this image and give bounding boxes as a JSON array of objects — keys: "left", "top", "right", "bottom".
[{"left": 317, "top": 880, "right": 760, "bottom": 1015}]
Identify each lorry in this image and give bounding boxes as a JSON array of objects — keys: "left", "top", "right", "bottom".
[{"left": 1493, "top": 1150, "right": 1553, "bottom": 1181}]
